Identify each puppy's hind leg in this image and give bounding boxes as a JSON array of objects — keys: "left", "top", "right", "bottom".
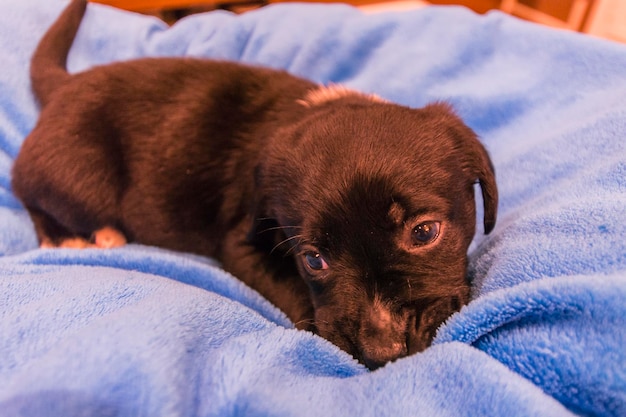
[
  {"left": 28, "top": 207, "right": 126, "bottom": 249},
  {"left": 28, "top": 206, "right": 91, "bottom": 248}
]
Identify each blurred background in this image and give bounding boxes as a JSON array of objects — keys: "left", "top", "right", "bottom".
[{"left": 92, "top": 0, "right": 625, "bottom": 43}]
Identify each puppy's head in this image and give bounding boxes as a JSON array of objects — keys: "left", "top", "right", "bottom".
[{"left": 253, "top": 89, "right": 497, "bottom": 369}]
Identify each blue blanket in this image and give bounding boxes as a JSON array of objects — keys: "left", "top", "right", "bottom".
[{"left": 1, "top": 1, "right": 625, "bottom": 416}]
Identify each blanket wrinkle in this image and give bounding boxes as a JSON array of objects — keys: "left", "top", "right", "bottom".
[
  {"left": 437, "top": 273, "right": 626, "bottom": 415},
  {"left": 1, "top": 1, "right": 625, "bottom": 416},
  {"left": 0, "top": 245, "right": 293, "bottom": 327}
]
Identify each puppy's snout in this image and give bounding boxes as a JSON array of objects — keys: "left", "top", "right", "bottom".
[{"left": 360, "top": 304, "right": 410, "bottom": 370}]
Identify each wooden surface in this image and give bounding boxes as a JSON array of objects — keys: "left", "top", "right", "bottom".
[
  {"left": 92, "top": 0, "right": 626, "bottom": 43},
  {"left": 93, "top": 0, "right": 242, "bottom": 11},
  {"left": 94, "top": 0, "right": 492, "bottom": 11}
]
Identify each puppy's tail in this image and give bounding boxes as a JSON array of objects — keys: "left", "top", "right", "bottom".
[{"left": 30, "top": 0, "right": 88, "bottom": 107}]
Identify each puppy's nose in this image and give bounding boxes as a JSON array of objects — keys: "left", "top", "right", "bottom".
[{"left": 361, "top": 341, "right": 407, "bottom": 370}]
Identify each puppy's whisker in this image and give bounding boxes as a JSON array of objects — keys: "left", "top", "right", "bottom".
[
  {"left": 283, "top": 244, "right": 300, "bottom": 257},
  {"left": 259, "top": 225, "right": 303, "bottom": 234},
  {"left": 270, "top": 234, "right": 303, "bottom": 255},
  {"left": 294, "top": 318, "right": 316, "bottom": 327}
]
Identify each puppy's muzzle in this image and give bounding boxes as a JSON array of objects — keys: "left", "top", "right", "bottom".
[
  {"left": 359, "top": 297, "right": 464, "bottom": 370},
  {"left": 358, "top": 303, "right": 411, "bottom": 370}
]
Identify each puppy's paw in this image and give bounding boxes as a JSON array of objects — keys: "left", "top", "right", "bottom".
[
  {"left": 39, "top": 238, "right": 55, "bottom": 249},
  {"left": 51, "top": 237, "right": 91, "bottom": 249},
  {"left": 92, "top": 227, "right": 127, "bottom": 249},
  {"left": 38, "top": 227, "right": 126, "bottom": 250},
  {"left": 64, "top": 238, "right": 92, "bottom": 248}
]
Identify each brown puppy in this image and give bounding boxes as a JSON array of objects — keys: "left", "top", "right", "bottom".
[{"left": 12, "top": 0, "right": 497, "bottom": 369}]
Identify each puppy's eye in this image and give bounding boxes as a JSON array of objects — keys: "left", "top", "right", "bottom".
[
  {"left": 412, "top": 221, "right": 441, "bottom": 245},
  {"left": 303, "top": 251, "right": 329, "bottom": 272}
]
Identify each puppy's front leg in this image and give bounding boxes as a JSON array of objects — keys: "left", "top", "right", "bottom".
[{"left": 221, "top": 219, "right": 315, "bottom": 330}]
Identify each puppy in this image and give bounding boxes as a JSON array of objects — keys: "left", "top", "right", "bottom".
[{"left": 12, "top": 0, "right": 497, "bottom": 370}]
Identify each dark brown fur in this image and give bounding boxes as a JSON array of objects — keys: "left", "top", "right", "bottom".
[{"left": 12, "top": 0, "right": 497, "bottom": 369}]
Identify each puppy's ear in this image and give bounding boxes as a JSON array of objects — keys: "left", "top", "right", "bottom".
[
  {"left": 246, "top": 203, "right": 273, "bottom": 251},
  {"left": 473, "top": 148, "right": 498, "bottom": 234},
  {"left": 433, "top": 103, "right": 498, "bottom": 234},
  {"left": 246, "top": 163, "right": 298, "bottom": 255},
  {"left": 246, "top": 165, "right": 277, "bottom": 252}
]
